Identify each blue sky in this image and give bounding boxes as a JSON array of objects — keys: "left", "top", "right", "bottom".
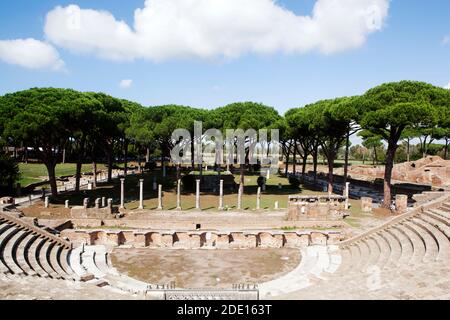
[{"left": 0, "top": 0, "right": 449, "bottom": 117}]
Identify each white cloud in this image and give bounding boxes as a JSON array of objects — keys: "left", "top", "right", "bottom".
[
  {"left": 44, "top": 0, "right": 390, "bottom": 62},
  {"left": 444, "top": 83, "right": 450, "bottom": 90},
  {"left": 119, "top": 79, "right": 133, "bottom": 89},
  {"left": 443, "top": 36, "right": 450, "bottom": 45},
  {"left": 0, "top": 38, "right": 65, "bottom": 71}
]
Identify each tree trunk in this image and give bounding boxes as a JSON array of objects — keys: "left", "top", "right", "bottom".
[
  {"left": 301, "top": 156, "right": 307, "bottom": 176},
  {"left": 137, "top": 153, "right": 142, "bottom": 173},
  {"left": 445, "top": 139, "right": 449, "bottom": 160},
  {"left": 75, "top": 161, "right": 82, "bottom": 192},
  {"left": 343, "top": 131, "right": 350, "bottom": 185},
  {"left": 62, "top": 148, "right": 66, "bottom": 164},
  {"left": 284, "top": 149, "right": 290, "bottom": 176},
  {"left": 191, "top": 138, "right": 195, "bottom": 170},
  {"left": 92, "top": 161, "right": 97, "bottom": 189},
  {"left": 312, "top": 145, "right": 318, "bottom": 183},
  {"left": 75, "top": 136, "right": 86, "bottom": 192},
  {"left": 239, "top": 163, "right": 245, "bottom": 202},
  {"left": 124, "top": 140, "right": 129, "bottom": 177},
  {"left": 292, "top": 141, "right": 297, "bottom": 174},
  {"left": 107, "top": 147, "right": 113, "bottom": 183},
  {"left": 327, "top": 153, "right": 335, "bottom": 195},
  {"left": 146, "top": 147, "right": 150, "bottom": 163},
  {"left": 406, "top": 138, "right": 410, "bottom": 163},
  {"left": 45, "top": 161, "right": 58, "bottom": 197},
  {"left": 374, "top": 147, "right": 378, "bottom": 165},
  {"left": 383, "top": 142, "right": 398, "bottom": 209}
]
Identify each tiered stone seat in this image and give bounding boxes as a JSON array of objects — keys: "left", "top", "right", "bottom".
[
  {"left": 266, "top": 199, "right": 450, "bottom": 299},
  {"left": 0, "top": 211, "right": 74, "bottom": 283},
  {"left": 15, "top": 233, "right": 38, "bottom": 276},
  {"left": 3, "top": 228, "right": 28, "bottom": 275}
]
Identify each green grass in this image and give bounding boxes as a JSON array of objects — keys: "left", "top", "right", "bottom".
[{"left": 18, "top": 163, "right": 107, "bottom": 186}]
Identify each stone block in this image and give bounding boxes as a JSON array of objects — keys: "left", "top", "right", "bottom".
[
  {"left": 258, "top": 232, "right": 284, "bottom": 248},
  {"left": 215, "top": 234, "right": 230, "bottom": 249},
  {"left": 310, "top": 232, "right": 327, "bottom": 246},
  {"left": 395, "top": 194, "right": 408, "bottom": 214},
  {"left": 361, "top": 197, "right": 373, "bottom": 213}
]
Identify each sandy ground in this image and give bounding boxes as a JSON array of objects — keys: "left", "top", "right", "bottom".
[{"left": 111, "top": 248, "right": 301, "bottom": 289}]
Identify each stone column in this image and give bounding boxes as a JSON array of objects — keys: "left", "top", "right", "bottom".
[
  {"left": 157, "top": 185, "right": 163, "bottom": 210},
  {"left": 267, "top": 169, "right": 270, "bottom": 180},
  {"left": 195, "top": 179, "right": 201, "bottom": 210},
  {"left": 83, "top": 198, "right": 89, "bottom": 209},
  {"left": 344, "top": 182, "right": 350, "bottom": 210},
  {"left": 65, "top": 200, "right": 70, "bottom": 209},
  {"left": 176, "top": 179, "right": 182, "bottom": 210},
  {"left": 237, "top": 184, "right": 243, "bottom": 210},
  {"left": 120, "top": 178, "right": 125, "bottom": 209},
  {"left": 395, "top": 195, "right": 408, "bottom": 214},
  {"left": 256, "top": 187, "right": 261, "bottom": 210},
  {"left": 95, "top": 198, "right": 101, "bottom": 209},
  {"left": 218, "top": 180, "right": 224, "bottom": 210},
  {"left": 44, "top": 196, "right": 49, "bottom": 208},
  {"left": 361, "top": 197, "right": 373, "bottom": 213},
  {"left": 139, "top": 179, "right": 144, "bottom": 210},
  {"left": 101, "top": 197, "right": 106, "bottom": 208},
  {"left": 274, "top": 201, "right": 279, "bottom": 210},
  {"left": 107, "top": 198, "right": 113, "bottom": 209}
]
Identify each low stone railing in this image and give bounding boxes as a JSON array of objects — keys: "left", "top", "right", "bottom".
[{"left": 61, "top": 229, "right": 343, "bottom": 249}]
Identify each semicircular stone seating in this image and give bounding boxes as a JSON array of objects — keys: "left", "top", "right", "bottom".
[
  {"left": 0, "top": 212, "right": 78, "bottom": 282},
  {"left": 262, "top": 199, "right": 450, "bottom": 299}
]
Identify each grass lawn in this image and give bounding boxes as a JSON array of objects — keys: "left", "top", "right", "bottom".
[{"left": 18, "top": 163, "right": 107, "bottom": 186}]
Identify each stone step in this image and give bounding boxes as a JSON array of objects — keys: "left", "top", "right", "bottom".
[
  {"left": 404, "top": 221, "right": 439, "bottom": 263},
  {"left": 424, "top": 211, "right": 450, "bottom": 228},
  {"left": 441, "top": 203, "right": 450, "bottom": 212},
  {"left": 0, "top": 225, "right": 22, "bottom": 274},
  {"left": 379, "top": 230, "right": 402, "bottom": 268},
  {"left": 371, "top": 234, "right": 390, "bottom": 270},
  {"left": 48, "top": 242, "right": 69, "bottom": 279},
  {"left": 428, "top": 209, "right": 450, "bottom": 224},
  {"left": 348, "top": 244, "right": 362, "bottom": 273},
  {"left": 0, "top": 222, "right": 13, "bottom": 237},
  {"left": 81, "top": 248, "right": 106, "bottom": 279},
  {"left": 363, "top": 237, "right": 380, "bottom": 271},
  {"left": 333, "top": 247, "right": 352, "bottom": 275},
  {"left": 57, "top": 247, "right": 77, "bottom": 280},
  {"left": 69, "top": 246, "right": 94, "bottom": 281},
  {"left": 355, "top": 240, "right": 371, "bottom": 273},
  {"left": 60, "top": 249, "right": 77, "bottom": 280},
  {"left": 421, "top": 213, "right": 450, "bottom": 239},
  {"left": 26, "top": 236, "right": 50, "bottom": 278},
  {"left": 36, "top": 239, "right": 60, "bottom": 279},
  {"left": 15, "top": 233, "right": 38, "bottom": 277},
  {"left": 388, "top": 227, "right": 414, "bottom": 265},
  {"left": 94, "top": 249, "right": 120, "bottom": 276},
  {"left": 3, "top": 228, "right": 28, "bottom": 275},
  {"left": 412, "top": 218, "right": 450, "bottom": 261},
  {"left": 396, "top": 224, "right": 426, "bottom": 265}
]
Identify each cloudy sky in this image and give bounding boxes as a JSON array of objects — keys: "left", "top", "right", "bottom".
[{"left": 0, "top": 0, "right": 449, "bottom": 115}]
